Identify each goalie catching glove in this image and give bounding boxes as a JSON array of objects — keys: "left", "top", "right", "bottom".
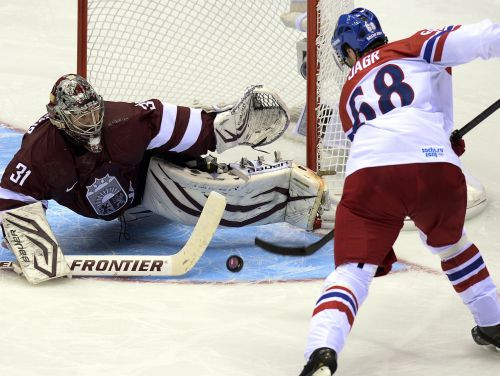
[
  {"left": 1, "top": 202, "right": 70, "bottom": 284},
  {"left": 208, "top": 85, "right": 290, "bottom": 153},
  {"left": 142, "top": 154, "right": 330, "bottom": 231}
]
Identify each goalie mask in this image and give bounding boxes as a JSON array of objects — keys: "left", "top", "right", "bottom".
[{"left": 46, "top": 74, "right": 104, "bottom": 153}]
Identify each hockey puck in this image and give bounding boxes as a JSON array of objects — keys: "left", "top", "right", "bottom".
[{"left": 226, "top": 255, "right": 244, "bottom": 273}]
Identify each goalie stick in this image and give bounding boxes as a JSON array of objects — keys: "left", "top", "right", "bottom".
[
  {"left": 0, "top": 191, "right": 227, "bottom": 278},
  {"left": 255, "top": 99, "right": 499, "bottom": 256}
]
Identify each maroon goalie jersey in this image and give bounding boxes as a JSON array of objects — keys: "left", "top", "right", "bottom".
[{"left": 0, "top": 99, "right": 216, "bottom": 220}]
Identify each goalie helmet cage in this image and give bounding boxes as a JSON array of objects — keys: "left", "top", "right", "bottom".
[{"left": 76, "top": 0, "right": 353, "bottom": 197}]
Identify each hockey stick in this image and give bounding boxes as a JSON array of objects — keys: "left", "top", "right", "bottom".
[
  {"left": 451, "top": 98, "right": 500, "bottom": 141},
  {"left": 255, "top": 100, "right": 499, "bottom": 257},
  {"left": 0, "top": 191, "right": 227, "bottom": 278},
  {"left": 254, "top": 229, "right": 334, "bottom": 256}
]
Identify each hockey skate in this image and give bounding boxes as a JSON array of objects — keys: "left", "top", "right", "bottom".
[
  {"left": 299, "top": 348, "right": 337, "bottom": 376},
  {"left": 471, "top": 324, "right": 500, "bottom": 351}
]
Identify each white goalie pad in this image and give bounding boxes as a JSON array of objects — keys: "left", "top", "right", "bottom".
[
  {"left": 142, "top": 155, "right": 328, "bottom": 231},
  {"left": 2, "top": 202, "right": 70, "bottom": 284}
]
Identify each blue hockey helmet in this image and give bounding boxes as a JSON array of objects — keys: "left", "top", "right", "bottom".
[{"left": 332, "top": 8, "right": 387, "bottom": 67}]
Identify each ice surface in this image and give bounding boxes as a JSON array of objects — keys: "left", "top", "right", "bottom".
[{"left": 0, "top": 1, "right": 499, "bottom": 375}]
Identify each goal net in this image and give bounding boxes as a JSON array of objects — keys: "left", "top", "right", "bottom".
[
  {"left": 78, "top": 0, "right": 351, "bottom": 187},
  {"left": 77, "top": 0, "right": 486, "bottom": 227},
  {"left": 78, "top": 0, "right": 306, "bottom": 112}
]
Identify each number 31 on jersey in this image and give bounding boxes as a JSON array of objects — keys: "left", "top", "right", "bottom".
[{"left": 10, "top": 163, "right": 31, "bottom": 186}]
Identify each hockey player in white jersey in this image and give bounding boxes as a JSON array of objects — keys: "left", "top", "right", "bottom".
[{"left": 299, "top": 8, "right": 500, "bottom": 376}]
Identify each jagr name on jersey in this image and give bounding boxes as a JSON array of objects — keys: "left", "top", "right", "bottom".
[{"left": 347, "top": 50, "right": 381, "bottom": 80}]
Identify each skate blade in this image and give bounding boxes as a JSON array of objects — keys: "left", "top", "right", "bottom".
[
  {"left": 480, "top": 344, "right": 500, "bottom": 353},
  {"left": 489, "top": 345, "right": 500, "bottom": 353}
]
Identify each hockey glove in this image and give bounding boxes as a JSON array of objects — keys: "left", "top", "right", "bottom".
[{"left": 451, "top": 137, "right": 465, "bottom": 157}]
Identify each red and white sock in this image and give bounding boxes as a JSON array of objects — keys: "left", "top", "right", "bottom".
[
  {"left": 441, "top": 244, "right": 500, "bottom": 326},
  {"left": 304, "top": 263, "right": 377, "bottom": 359}
]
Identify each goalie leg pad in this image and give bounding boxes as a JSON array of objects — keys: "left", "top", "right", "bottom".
[
  {"left": 2, "top": 202, "right": 70, "bottom": 284},
  {"left": 287, "top": 164, "right": 327, "bottom": 230},
  {"left": 214, "top": 85, "right": 290, "bottom": 153},
  {"left": 142, "top": 156, "right": 327, "bottom": 230}
]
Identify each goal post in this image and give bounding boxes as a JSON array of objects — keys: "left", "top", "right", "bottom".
[
  {"left": 306, "top": 0, "right": 354, "bottom": 197},
  {"left": 306, "top": 0, "right": 319, "bottom": 172},
  {"left": 77, "top": 0, "right": 87, "bottom": 78}
]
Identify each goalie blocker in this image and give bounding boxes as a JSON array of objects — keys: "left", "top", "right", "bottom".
[
  {"left": 142, "top": 154, "right": 330, "bottom": 231},
  {"left": 1, "top": 202, "right": 70, "bottom": 284}
]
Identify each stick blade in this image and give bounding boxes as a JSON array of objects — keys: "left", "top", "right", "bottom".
[
  {"left": 169, "top": 191, "right": 227, "bottom": 275},
  {"left": 255, "top": 229, "right": 334, "bottom": 256}
]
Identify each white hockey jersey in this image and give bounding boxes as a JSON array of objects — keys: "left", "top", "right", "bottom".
[{"left": 339, "top": 20, "right": 500, "bottom": 177}]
